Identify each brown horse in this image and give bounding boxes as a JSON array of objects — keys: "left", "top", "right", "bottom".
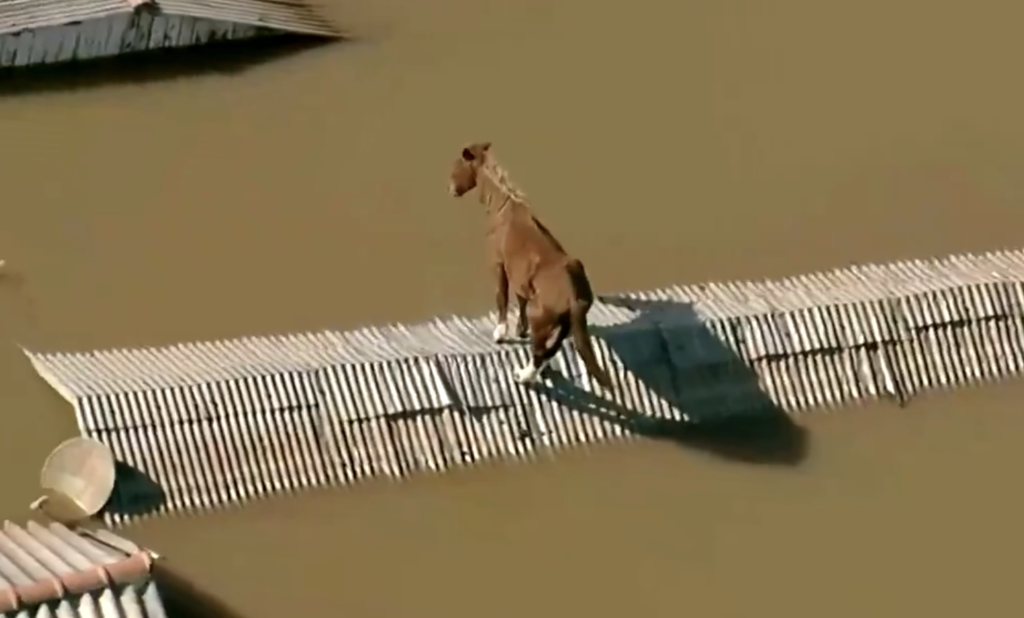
[{"left": 449, "top": 141, "right": 612, "bottom": 388}]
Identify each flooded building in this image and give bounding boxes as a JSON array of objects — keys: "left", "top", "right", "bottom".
[
  {"left": 0, "top": 521, "right": 165, "bottom": 618},
  {"left": 0, "top": 0, "right": 339, "bottom": 70}
]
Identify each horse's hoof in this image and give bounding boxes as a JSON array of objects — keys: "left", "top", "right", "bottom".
[
  {"left": 492, "top": 323, "right": 510, "bottom": 344},
  {"left": 514, "top": 365, "right": 538, "bottom": 384}
]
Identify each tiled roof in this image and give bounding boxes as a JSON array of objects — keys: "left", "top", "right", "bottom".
[{"left": 0, "top": 521, "right": 165, "bottom": 618}]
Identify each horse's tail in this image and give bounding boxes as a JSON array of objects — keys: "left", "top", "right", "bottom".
[{"left": 565, "top": 259, "right": 613, "bottom": 389}]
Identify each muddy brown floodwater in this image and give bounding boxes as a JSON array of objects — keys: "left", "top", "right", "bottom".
[
  {"left": 131, "top": 382, "right": 1024, "bottom": 618},
  {"left": 1, "top": 0, "right": 1023, "bottom": 615}
]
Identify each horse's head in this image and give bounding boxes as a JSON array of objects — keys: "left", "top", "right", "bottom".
[{"left": 449, "top": 141, "right": 492, "bottom": 197}]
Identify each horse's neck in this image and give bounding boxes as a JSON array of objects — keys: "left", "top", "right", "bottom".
[
  {"left": 480, "top": 172, "right": 567, "bottom": 254},
  {"left": 480, "top": 171, "right": 524, "bottom": 223}
]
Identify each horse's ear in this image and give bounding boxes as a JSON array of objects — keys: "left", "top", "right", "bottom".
[
  {"left": 461, "top": 147, "right": 476, "bottom": 161},
  {"left": 481, "top": 141, "right": 492, "bottom": 152}
]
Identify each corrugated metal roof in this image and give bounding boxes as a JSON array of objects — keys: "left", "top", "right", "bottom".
[
  {"left": 0, "top": 0, "right": 130, "bottom": 36},
  {"left": 22, "top": 248, "right": 1024, "bottom": 524},
  {"left": 0, "top": 0, "right": 339, "bottom": 39},
  {"left": 0, "top": 521, "right": 164, "bottom": 617},
  {"left": 155, "top": 0, "right": 340, "bottom": 37},
  {"left": 25, "top": 248, "right": 1024, "bottom": 399},
  {"left": 24, "top": 316, "right": 522, "bottom": 399}
]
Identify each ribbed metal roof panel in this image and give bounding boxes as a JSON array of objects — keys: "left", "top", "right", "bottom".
[
  {"left": 0, "top": 0, "right": 129, "bottom": 36},
  {"left": 21, "top": 248, "right": 1024, "bottom": 523},
  {"left": 154, "top": 0, "right": 340, "bottom": 37},
  {"left": 0, "top": 0, "right": 339, "bottom": 39},
  {"left": 27, "top": 248, "right": 1024, "bottom": 401}
]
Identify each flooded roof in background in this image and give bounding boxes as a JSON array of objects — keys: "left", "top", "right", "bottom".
[
  {"left": 154, "top": 0, "right": 341, "bottom": 37},
  {"left": 21, "top": 248, "right": 1024, "bottom": 524},
  {"left": 0, "top": 521, "right": 164, "bottom": 617},
  {"left": 0, "top": 0, "right": 338, "bottom": 70},
  {"left": 0, "top": 0, "right": 130, "bottom": 36},
  {"left": 0, "top": 0, "right": 339, "bottom": 37}
]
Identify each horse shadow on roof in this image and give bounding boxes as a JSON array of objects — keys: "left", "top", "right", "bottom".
[{"left": 527, "top": 295, "right": 810, "bottom": 467}]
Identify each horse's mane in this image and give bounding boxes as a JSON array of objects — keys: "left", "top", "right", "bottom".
[
  {"left": 481, "top": 155, "right": 528, "bottom": 204},
  {"left": 480, "top": 152, "right": 566, "bottom": 251}
]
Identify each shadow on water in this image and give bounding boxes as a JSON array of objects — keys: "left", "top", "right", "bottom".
[
  {"left": 529, "top": 295, "right": 809, "bottom": 466},
  {"left": 156, "top": 565, "right": 249, "bottom": 618},
  {"left": 0, "top": 35, "right": 337, "bottom": 99},
  {"left": 103, "top": 461, "right": 168, "bottom": 519}
]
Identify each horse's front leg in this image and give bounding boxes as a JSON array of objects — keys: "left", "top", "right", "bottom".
[{"left": 492, "top": 263, "right": 512, "bottom": 343}]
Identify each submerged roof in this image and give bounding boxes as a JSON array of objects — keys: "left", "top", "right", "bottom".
[
  {"left": 25, "top": 248, "right": 1024, "bottom": 400},
  {"left": 21, "top": 249, "right": 1024, "bottom": 524},
  {"left": 0, "top": 521, "right": 164, "bottom": 618},
  {"left": 0, "top": 0, "right": 128, "bottom": 36},
  {"left": 0, "top": 0, "right": 340, "bottom": 38},
  {"left": 154, "top": 0, "right": 340, "bottom": 37}
]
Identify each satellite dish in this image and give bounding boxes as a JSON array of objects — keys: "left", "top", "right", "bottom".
[{"left": 31, "top": 437, "right": 116, "bottom": 523}]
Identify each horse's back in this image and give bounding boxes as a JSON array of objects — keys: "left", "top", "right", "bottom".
[
  {"left": 500, "top": 201, "right": 566, "bottom": 256},
  {"left": 531, "top": 216, "right": 567, "bottom": 253}
]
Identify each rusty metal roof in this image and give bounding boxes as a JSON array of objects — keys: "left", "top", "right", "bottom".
[
  {"left": 22, "top": 248, "right": 1024, "bottom": 524},
  {"left": 0, "top": 521, "right": 164, "bottom": 617},
  {"left": 0, "top": 0, "right": 339, "bottom": 38}
]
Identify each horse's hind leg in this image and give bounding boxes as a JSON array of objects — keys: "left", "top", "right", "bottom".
[
  {"left": 514, "top": 311, "right": 570, "bottom": 384},
  {"left": 492, "top": 263, "right": 512, "bottom": 343},
  {"left": 514, "top": 294, "right": 529, "bottom": 339}
]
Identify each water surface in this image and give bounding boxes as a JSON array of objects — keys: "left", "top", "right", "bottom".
[{"left": 0, "top": 0, "right": 1022, "bottom": 614}]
